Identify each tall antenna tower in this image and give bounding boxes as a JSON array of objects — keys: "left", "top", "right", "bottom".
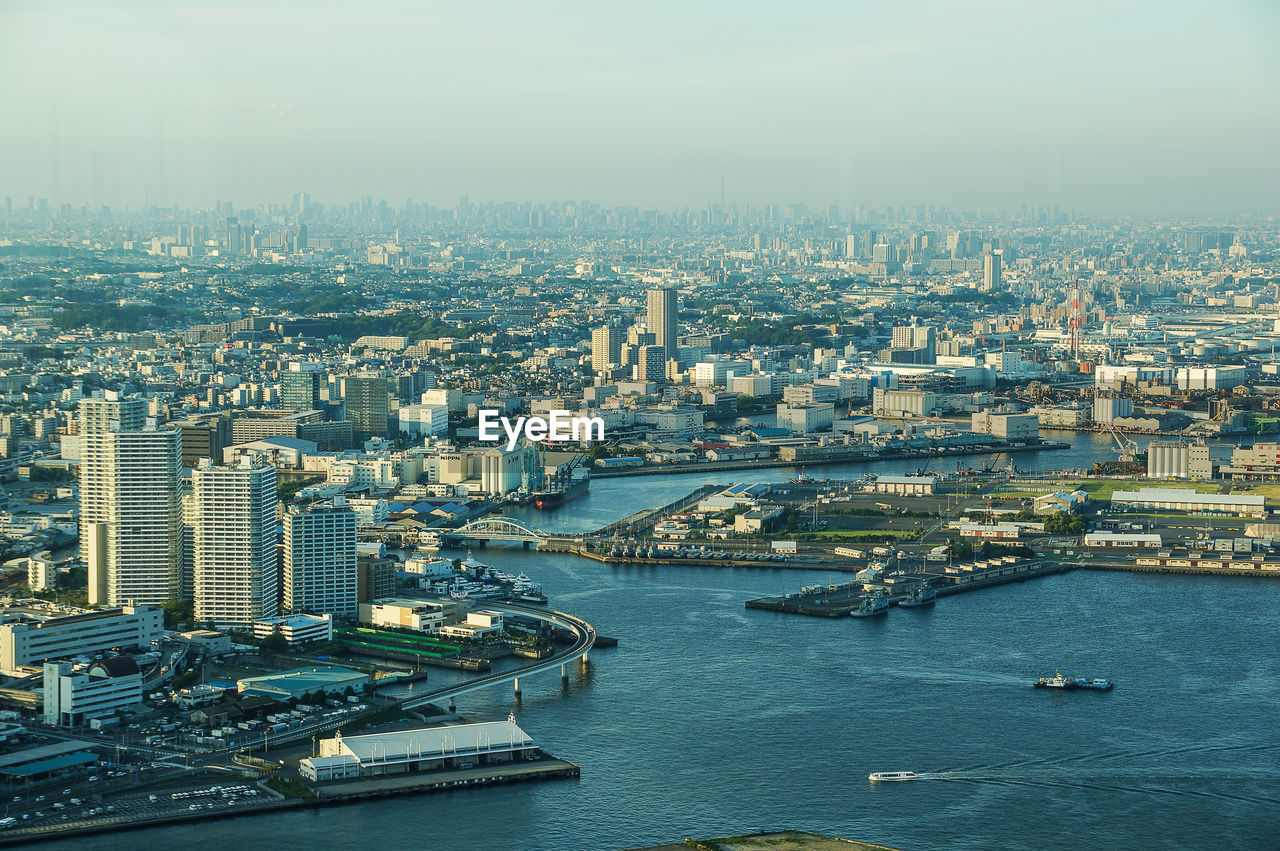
[{"left": 1070, "top": 279, "right": 1084, "bottom": 359}]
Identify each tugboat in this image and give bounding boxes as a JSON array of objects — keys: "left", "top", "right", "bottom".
[
  {"left": 851, "top": 593, "right": 891, "bottom": 618},
  {"left": 898, "top": 583, "right": 936, "bottom": 608},
  {"left": 1033, "top": 671, "right": 1113, "bottom": 690}
]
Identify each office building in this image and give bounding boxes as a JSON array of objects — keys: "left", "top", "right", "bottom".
[
  {"left": 646, "top": 286, "right": 678, "bottom": 361},
  {"left": 635, "top": 344, "right": 666, "bottom": 382},
  {"left": 190, "top": 460, "right": 279, "bottom": 628},
  {"left": 174, "top": 416, "right": 232, "bottom": 467},
  {"left": 281, "top": 364, "right": 324, "bottom": 412},
  {"left": 283, "top": 499, "right": 358, "bottom": 617},
  {"left": 345, "top": 373, "right": 390, "bottom": 439},
  {"left": 0, "top": 606, "right": 163, "bottom": 675},
  {"left": 251, "top": 614, "right": 334, "bottom": 646},
  {"left": 43, "top": 658, "right": 143, "bottom": 727}
]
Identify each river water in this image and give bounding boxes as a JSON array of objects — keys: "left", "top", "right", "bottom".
[{"left": 49, "top": 432, "right": 1280, "bottom": 850}]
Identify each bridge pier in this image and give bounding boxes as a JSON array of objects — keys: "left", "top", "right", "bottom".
[
  {"left": 523, "top": 541, "right": 530, "bottom": 550},
  {"left": 513, "top": 677, "right": 521, "bottom": 697},
  {"left": 560, "top": 663, "right": 567, "bottom": 681},
  {"left": 448, "top": 698, "right": 455, "bottom": 715}
]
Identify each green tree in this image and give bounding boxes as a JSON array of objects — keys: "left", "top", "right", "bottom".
[
  {"left": 260, "top": 630, "right": 289, "bottom": 654},
  {"left": 161, "top": 598, "right": 194, "bottom": 629}
]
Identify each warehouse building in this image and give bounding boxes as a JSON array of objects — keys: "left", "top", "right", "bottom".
[
  {"left": 872, "top": 474, "right": 936, "bottom": 496},
  {"left": 1110, "top": 488, "right": 1266, "bottom": 517},
  {"left": 970, "top": 411, "right": 1039, "bottom": 441},
  {"left": 237, "top": 666, "right": 369, "bottom": 700},
  {"left": 1083, "top": 532, "right": 1163, "bottom": 548},
  {"left": 300, "top": 718, "right": 538, "bottom": 783}
]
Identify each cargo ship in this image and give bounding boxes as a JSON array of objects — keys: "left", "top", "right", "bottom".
[
  {"left": 532, "top": 474, "right": 589, "bottom": 509},
  {"left": 1033, "top": 672, "right": 1113, "bottom": 690}
]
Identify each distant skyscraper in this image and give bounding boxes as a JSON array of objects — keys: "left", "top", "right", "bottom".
[
  {"left": 281, "top": 364, "right": 324, "bottom": 412},
  {"left": 983, "top": 252, "right": 1003, "bottom": 291},
  {"left": 283, "top": 499, "right": 358, "bottom": 617},
  {"left": 646, "top": 286, "right": 678, "bottom": 361},
  {"left": 225, "top": 217, "right": 242, "bottom": 255},
  {"left": 591, "top": 325, "right": 622, "bottom": 372},
  {"left": 190, "top": 461, "right": 278, "bottom": 627},
  {"left": 79, "top": 399, "right": 182, "bottom": 607},
  {"left": 345, "top": 373, "right": 389, "bottom": 439},
  {"left": 636, "top": 344, "right": 667, "bottom": 382}
]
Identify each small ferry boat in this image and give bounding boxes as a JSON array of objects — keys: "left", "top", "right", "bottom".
[
  {"left": 851, "top": 594, "right": 891, "bottom": 618},
  {"left": 869, "top": 771, "right": 918, "bottom": 782},
  {"left": 898, "top": 583, "right": 936, "bottom": 608},
  {"left": 1033, "top": 671, "right": 1113, "bottom": 690}
]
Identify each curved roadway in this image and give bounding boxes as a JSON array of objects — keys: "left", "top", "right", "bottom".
[
  {"left": 247, "top": 604, "right": 596, "bottom": 749},
  {"left": 398, "top": 603, "right": 596, "bottom": 711}
]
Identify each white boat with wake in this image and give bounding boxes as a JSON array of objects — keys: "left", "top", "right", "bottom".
[{"left": 868, "top": 771, "right": 918, "bottom": 782}]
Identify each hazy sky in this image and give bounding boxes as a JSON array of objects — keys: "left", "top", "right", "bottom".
[{"left": 2, "top": 0, "right": 1278, "bottom": 214}]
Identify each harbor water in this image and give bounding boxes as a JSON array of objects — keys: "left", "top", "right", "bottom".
[{"left": 51, "top": 432, "right": 1280, "bottom": 850}]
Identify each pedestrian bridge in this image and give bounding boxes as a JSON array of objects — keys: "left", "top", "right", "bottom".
[{"left": 446, "top": 518, "right": 550, "bottom": 543}]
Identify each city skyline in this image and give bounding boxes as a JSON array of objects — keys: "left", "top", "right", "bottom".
[{"left": 2, "top": 1, "right": 1278, "bottom": 215}]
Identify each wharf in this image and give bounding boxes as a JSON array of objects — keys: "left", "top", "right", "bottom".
[
  {"left": 591, "top": 441, "right": 1069, "bottom": 478},
  {"left": 311, "top": 758, "right": 580, "bottom": 798},
  {"left": 1077, "top": 561, "right": 1280, "bottom": 579},
  {"left": 572, "top": 545, "right": 850, "bottom": 572},
  {"left": 0, "top": 760, "right": 581, "bottom": 848}
]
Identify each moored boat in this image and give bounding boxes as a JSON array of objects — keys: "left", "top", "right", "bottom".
[{"left": 851, "top": 593, "right": 891, "bottom": 618}]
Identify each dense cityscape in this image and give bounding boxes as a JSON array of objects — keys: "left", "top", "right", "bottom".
[
  {"left": 0, "top": 197, "right": 1275, "bottom": 847},
  {"left": 3, "top": 1, "right": 1278, "bottom": 848}
]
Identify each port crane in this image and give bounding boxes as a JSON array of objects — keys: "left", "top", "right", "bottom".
[{"left": 1106, "top": 422, "right": 1139, "bottom": 462}]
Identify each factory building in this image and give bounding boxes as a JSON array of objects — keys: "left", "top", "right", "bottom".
[
  {"left": 970, "top": 411, "right": 1039, "bottom": 441},
  {"left": 1146, "top": 441, "right": 1213, "bottom": 480}
]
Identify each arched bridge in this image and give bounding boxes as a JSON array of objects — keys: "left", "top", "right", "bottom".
[{"left": 446, "top": 518, "right": 549, "bottom": 543}]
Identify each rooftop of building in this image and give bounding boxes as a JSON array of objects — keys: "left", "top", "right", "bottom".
[{"left": 332, "top": 719, "right": 534, "bottom": 763}]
